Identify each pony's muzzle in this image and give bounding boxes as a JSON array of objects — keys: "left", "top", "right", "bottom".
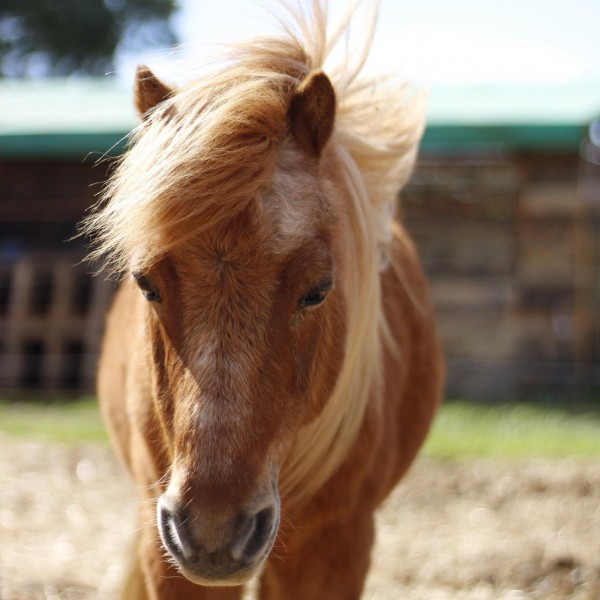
[{"left": 157, "top": 495, "right": 280, "bottom": 585}]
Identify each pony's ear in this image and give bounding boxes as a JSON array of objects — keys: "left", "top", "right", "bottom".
[
  {"left": 289, "top": 71, "right": 336, "bottom": 157},
  {"left": 133, "top": 65, "right": 174, "bottom": 120}
]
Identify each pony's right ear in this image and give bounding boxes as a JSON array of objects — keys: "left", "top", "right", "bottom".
[{"left": 133, "top": 65, "right": 174, "bottom": 121}]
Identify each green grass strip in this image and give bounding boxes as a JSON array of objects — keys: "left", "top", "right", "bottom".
[
  {"left": 0, "top": 397, "right": 108, "bottom": 444},
  {"left": 424, "top": 401, "right": 600, "bottom": 459},
  {"left": 0, "top": 398, "right": 599, "bottom": 458}
]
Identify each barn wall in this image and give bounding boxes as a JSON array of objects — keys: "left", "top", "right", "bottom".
[{"left": 404, "top": 149, "right": 600, "bottom": 399}]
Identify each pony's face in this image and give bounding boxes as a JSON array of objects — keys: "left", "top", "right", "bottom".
[
  {"left": 140, "top": 157, "right": 346, "bottom": 585},
  {"left": 132, "top": 70, "right": 343, "bottom": 585}
]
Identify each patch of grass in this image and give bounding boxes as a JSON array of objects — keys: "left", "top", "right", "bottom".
[
  {"left": 424, "top": 401, "right": 600, "bottom": 459},
  {"left": 0, "top": 397, "right": 108, "bottom": 444},
  {"left": 1, "top": 397, "right": 599, "bottom": 458}
]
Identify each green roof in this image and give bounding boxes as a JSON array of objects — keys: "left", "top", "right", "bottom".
[
  {"left": 1, "top": 78, "right": 134, "bottom": 158},
  {"left": 1, "top": 78, "right": 599, "bottom": 158},
  {"left": 424, "top": 81, "right": 600, "bottom": 152}
]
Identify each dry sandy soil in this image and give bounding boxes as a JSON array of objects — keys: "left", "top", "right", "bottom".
[{"left": 1, "top": 436, "right": 599, "bottom": 600}]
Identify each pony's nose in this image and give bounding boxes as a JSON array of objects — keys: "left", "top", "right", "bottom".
[{"left": 157, "top": 497, "right": 278, "bottom": 578}]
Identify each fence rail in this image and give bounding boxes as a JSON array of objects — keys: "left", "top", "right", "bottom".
[{"left": 0, "top": 253, "right": 114, "bottom": 392}]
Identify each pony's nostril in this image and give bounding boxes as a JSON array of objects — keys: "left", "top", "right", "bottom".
[
  {"left": 236, "top": 506, "right": 276, "bottom": 563},
  {"left": 157, "top": 499, "right": 197, "bottom": 562},
  {"left": 229, "top": 506, "right": 276, "bottom": 563},
  {"left": 229, "top": 514, "right": 256, "bottom": 562}
]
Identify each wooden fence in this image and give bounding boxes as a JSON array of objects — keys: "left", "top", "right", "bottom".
[{"left": 0, "top": 253, "right": 114, "bottom": 392}]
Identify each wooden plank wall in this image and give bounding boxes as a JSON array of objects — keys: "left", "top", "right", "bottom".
[{"left": 403, "top": 151, "right": 598, "bottom": 399}]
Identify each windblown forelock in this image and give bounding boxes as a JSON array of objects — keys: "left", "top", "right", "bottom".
[{"left": 86, "top": 64, "right": 305, "bottom": 276}]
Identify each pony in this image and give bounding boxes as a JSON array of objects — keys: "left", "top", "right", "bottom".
[{"left": 84, "top": 2, "right": 443, "bottom": 598}]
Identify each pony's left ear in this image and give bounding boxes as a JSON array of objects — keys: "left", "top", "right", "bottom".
[
  {"left": 133, "top": 65, "right": 174, "bottom": 121},
  {"left": 289, "top": 71, "right": 336, "bottom": 157}
]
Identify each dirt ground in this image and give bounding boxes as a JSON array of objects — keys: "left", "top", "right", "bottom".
[{"left": 1, "top": 435, "right": 599, "bottom": 600}]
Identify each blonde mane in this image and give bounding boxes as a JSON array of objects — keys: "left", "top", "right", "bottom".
[{"left": 84, "top": 0, "right": 425, "bottom": 502}]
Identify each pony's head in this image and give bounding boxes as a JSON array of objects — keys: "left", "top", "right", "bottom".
[
  {"left": 134, "top": 66, "right": 345, "bottom": 586},
  {"left": 86, "top": 3, "right": 424, "bottom": 586}
]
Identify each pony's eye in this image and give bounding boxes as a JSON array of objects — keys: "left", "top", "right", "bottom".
[
  {"left": 298, "top": 278, "right": 333, "bottom": 310},
  {"left": 133, "top": 273, "right": 161, "bottom": 303}
]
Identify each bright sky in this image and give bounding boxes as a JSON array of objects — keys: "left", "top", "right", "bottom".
[{"left": 119, "top": 0, "right": 600, "bottom": 86}]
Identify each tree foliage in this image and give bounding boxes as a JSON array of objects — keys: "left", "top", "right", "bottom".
[{"left": 0, "top": 0, "right": 178, "bottom": 77}]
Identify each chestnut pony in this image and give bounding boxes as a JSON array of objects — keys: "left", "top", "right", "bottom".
[{"left": 85, "top": 3, "right": 443, "bottom": 598}]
